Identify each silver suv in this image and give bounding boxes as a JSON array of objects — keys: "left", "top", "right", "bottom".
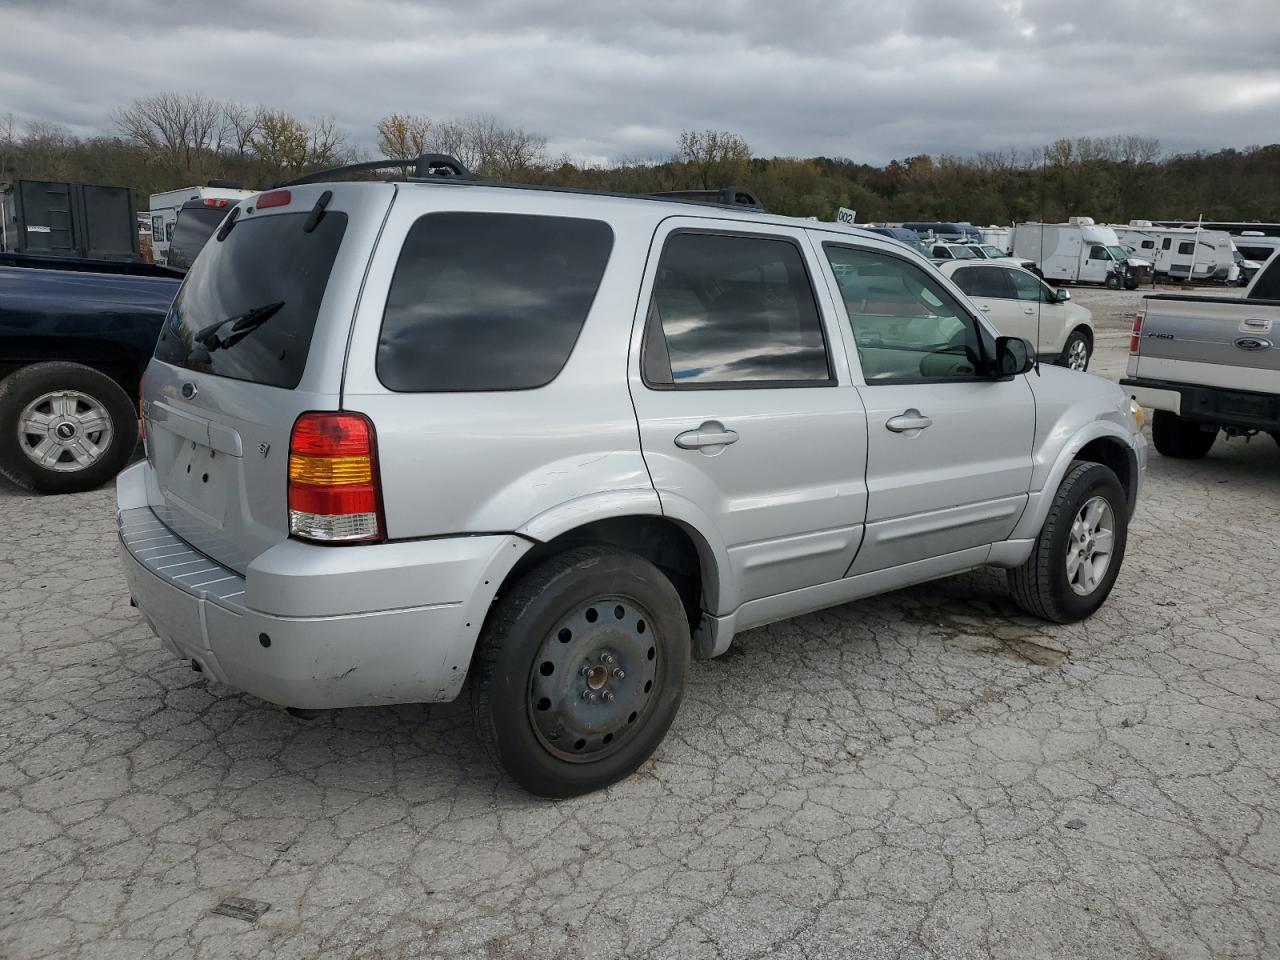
[{"left": 118, "top": 157, "right": 1147, "bottom": 796}]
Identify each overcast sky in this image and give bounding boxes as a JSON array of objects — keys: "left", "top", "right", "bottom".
[{"left": 4, "top": 0, "right": 1280, "bottom": 165}]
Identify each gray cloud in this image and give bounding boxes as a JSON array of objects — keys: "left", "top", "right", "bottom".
[{"left": 4, "top": 0, "right": 1280, "bottom": 164}]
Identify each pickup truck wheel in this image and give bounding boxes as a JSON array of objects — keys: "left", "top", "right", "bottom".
[
  {"left": 1105, "top": 274, "right": 1121, "bottom": 290},
  {"left": 1007, "top": 461, "right": 1128, "bottom": 624},
  {"left": 1151, "top": 410, "right": 1217, "bottom": 459},
  {"left": 471, "top": 546, "right": 690, "bottom": 798},
  {"left": 0, "top": 362, "right": 138, "bottom": 494},
  {"left": 1059, "top": 331, "right": 1091, "bottom": 371}
]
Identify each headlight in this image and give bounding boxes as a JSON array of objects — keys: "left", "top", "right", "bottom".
[{"left": 1129, "top": 398, "right": 1146, "bottom": 429}]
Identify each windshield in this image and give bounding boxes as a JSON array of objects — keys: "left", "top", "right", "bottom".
[
  {"left": 949, "top": 245, "right": 980, "bottom": 259},
  {"left": 154, "top": 210, "right": 348, "bottom": 389},
  {"left": 1106, "top": 245, "right": 1129, "bottom": 261},
  {"left": 978, "top": 245, "right": 1005, "bottom": 258}
]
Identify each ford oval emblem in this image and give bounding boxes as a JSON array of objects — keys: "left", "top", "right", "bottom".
[
  {"left": 1234, "top": 337, "right": 1272, "bottom": 352},
  {"left": 180, "top": 382, "right": 198, "bottom": 399}
]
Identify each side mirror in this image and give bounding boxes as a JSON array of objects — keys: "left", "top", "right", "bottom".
[
  {"left": 1055, "top": 287, "right": 1070, "bottom": 302},
  {"left": 994, "top": 336, "right": 1036, "bottom": 377}
]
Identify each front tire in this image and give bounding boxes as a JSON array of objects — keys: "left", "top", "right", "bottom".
[
  {"left": 1105, "top": 274, "right": 1121, "bottom": 290},
  {"left": 1058, "top": 330, "right": 1091, "bottom": 371},
  {"left": 0, "top": 362, "right": 139, "bottom": 494},
  {"left": 471, "top": 546, "right": 690, "bottom": 797},
  {"left": 1008, "top": 462, "right": 1129, "bottom": 624},
  {"left": 1151, "top": 410, "right": 1217, "bottom": 459}
]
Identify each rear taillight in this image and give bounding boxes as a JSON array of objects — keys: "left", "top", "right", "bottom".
[
  {"left": 202, "top": 198, "right": 231, "bottom": 208},
  {"left": 288, "top": 413, "right": 384, "bottom": 543},
  {"left": 1129, "top": 312, "right": 1144, "bottom": 353}
]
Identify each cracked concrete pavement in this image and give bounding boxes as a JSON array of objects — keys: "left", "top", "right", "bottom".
[{"left": 2, "top": 289, "right": 1278, "bottom": 959}]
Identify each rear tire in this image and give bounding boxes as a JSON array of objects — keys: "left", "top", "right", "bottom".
[
  {"left": 1008, "top": 462, "right": 1128, "bottom": 624},
  {"left": 0, "top": 362, "right": 138, "bottom": 494},
  {"left": 471, "top": 546, "right": 690, "bottom": 798},
  {"left": 1151, "top": 410, "right": 1217, "bottom": 459}
]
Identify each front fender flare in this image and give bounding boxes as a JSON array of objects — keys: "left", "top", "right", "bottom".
[{"left": 1012, "top": 421, "right": 1139, "bottom": 541}]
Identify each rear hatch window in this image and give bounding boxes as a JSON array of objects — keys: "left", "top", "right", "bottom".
[{"left": 155, "top": 210, "right": 348, "bottom": 389}]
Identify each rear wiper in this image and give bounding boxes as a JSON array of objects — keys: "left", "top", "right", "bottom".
[{"left": 193, "top": 301, "right": 286, "bottom": 353}]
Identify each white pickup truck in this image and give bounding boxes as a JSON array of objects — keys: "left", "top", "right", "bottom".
[{"left": 1123, "top": 255, "right": 1280, "bottom": 457}]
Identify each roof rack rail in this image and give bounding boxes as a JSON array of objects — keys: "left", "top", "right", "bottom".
[
  {"left": 648, "top": 186, "right": 766, "bottom": 212},
  {"left": 277, "top": 153, "right": 472, "bottom": 188}
]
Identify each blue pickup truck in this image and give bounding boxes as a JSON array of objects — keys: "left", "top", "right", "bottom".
[{"left": 0, "top": 253, "right": 182, "bottom": 493}]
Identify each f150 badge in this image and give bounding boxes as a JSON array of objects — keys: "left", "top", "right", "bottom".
[{"left": 1234, "top": 336, "right": 1272, "bottom": 352}]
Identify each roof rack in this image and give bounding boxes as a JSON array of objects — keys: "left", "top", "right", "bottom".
[
  {"left": 274, "top": 154, "right": 768, "bottom": 214},
  {"left": 648, "top": 187, "right": 766, "bottom": 212},
  {"left": 277, "top": 154, "right": 473, "bottom": 188}
]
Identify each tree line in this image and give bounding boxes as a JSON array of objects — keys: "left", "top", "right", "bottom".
[{"left": 2, "top": 93, "right": 1279, "bottom": 223}]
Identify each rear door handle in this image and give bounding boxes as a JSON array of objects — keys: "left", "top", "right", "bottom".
[
  {"left": 674, "top": 423, "right": 739, "bottom": 449},
  {"left": 979, "top": 304, "right": 991, "bottom": 311},
  {"left": 886, "top": 410, "right": 933, "bottom": 433}
]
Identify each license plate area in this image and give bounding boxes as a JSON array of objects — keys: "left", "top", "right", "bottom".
[{"left": 163, "top": 436, "right": 231, "bottom": 526}]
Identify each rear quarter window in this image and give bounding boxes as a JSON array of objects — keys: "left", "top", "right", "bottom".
[{"left": 376, "top": 212, "right": 614, "bottom": 392}]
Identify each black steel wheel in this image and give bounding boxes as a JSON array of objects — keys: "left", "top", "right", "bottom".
[{"left": 471, "top": 546, "right": 690, "bottom": 797}]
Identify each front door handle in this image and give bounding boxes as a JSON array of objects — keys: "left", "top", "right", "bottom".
[
  {"left": 1023, "top": 307, "right": 1035, "bottom": 315},
  {"left": 979, "top": 304, "right": 991, "bottom": 311},
  {"left": 886, "top": 410, "right": 933, "bottom": 433},
  {"left": 674, "top": 422, "right": 739, "bottom": 450}
]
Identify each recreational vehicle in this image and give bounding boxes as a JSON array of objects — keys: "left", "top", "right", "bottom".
[
  {"left": 1011, "top": 219, "right": 1153, "bottom": 289},
  {"left": 1113, "top": 221, "right": 1237, "bottom": 283}
]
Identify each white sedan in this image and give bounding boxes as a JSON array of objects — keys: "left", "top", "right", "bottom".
[{"left": 939, "top": 259, "right": 1096, "bottom": 371}]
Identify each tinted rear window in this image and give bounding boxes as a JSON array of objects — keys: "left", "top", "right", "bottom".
[
  {"left": 166, "top": 205, "right": 226, "bottom": 271},
  {"left": 1250, "top": 257, "right": 1280, "bottom": 300},
  {"left": 154, "top": 211, "right": 347, "bottom": 389},
  {"left": 376, "top": 212, "right": 613, "bottom": 392}
]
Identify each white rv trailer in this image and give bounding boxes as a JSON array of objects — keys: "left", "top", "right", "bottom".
[
  {"left": 147, "top": 183, "right": 255, "bottom": 264},
  {"left": 1011, "top": 218, "right": 1152, "bottom": 289},
  {"left": 1112, "top": 221, "right": 1237, "bottom": 282}
]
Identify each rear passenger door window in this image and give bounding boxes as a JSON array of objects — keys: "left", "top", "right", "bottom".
[
  {"left": 952, "top": 265, "right": 1016, "bottom": 300},
  {"left": 1007, "top": 268, "right": 1052, "bottom": 302},
  {"left": 377, "top": 212, "right": 613, "bottom": 392},
  {"left": 643, "top": 232, "right": 833, "bottom": 387}
]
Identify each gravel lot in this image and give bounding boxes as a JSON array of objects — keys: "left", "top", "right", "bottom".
[{"left": 3, "top": 285, "right": 1278, "bottom": 960}]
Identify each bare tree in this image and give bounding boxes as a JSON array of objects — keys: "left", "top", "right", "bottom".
[
  {"left": 251, "top": 109, "right": 351, "bottom": 177},
  {"left": 676, "top": 129, "right": 751, "bottom": 189},
  {"left": 223, "top": 102, "right": 260, "bottom": 157},
  {"left": 113, "top": 92, "right": 228, "bottom": 174},
  {"left": 376, "top": 113, "right": 432, "bottom": 160}
]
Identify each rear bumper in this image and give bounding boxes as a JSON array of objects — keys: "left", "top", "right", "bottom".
[
  {"left": 1122, "top": 377, "right": 1280, "bottom": 432},
  {"left": 117, "top": 463, "right": 531, "bottom": 709}
]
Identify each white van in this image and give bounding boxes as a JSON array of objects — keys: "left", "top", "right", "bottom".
[
  {"left": 1012, "top": 219, "right": 1153, "bottom": 289},
  {"left": 148, "top": 183, "right": 256, "bottom": 264},
  {"left": 1113, "top": 221, "right": 1237, "bottom": 283}
]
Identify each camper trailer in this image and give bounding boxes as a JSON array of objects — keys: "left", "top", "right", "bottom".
[
  {"left": 1011, "top": 218, "right": 1153, "bottom": 289},
  {"left": 1113, "top": 221, "right": 1237, "bottom": 283},
  {"left": 148, "top": 183, "right": 255, "bottom": 264}
]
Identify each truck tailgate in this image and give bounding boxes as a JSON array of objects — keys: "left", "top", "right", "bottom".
[{"left": 1131, "top": 295, "right": 1280, "bottom": 395}]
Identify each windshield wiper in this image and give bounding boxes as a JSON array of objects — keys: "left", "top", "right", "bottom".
[{"left": 193, "top": 301, "right": 286, "bottom": 353}]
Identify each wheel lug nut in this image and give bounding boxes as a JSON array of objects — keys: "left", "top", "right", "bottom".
[
  {"left": 580, "top": 666, "right": 590, "bottom": 676},
  {"left": 583, "top": 690, "right": 597, "bottom": 702},
  {"left": 601, "top": 653, "right": 614, "bottom": 665},
  {"left": 602, "top": 690, "right": 614, "bottom": 702},
  {"left": 613, "top": 668, "right": 625, "bottom": 679}
]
